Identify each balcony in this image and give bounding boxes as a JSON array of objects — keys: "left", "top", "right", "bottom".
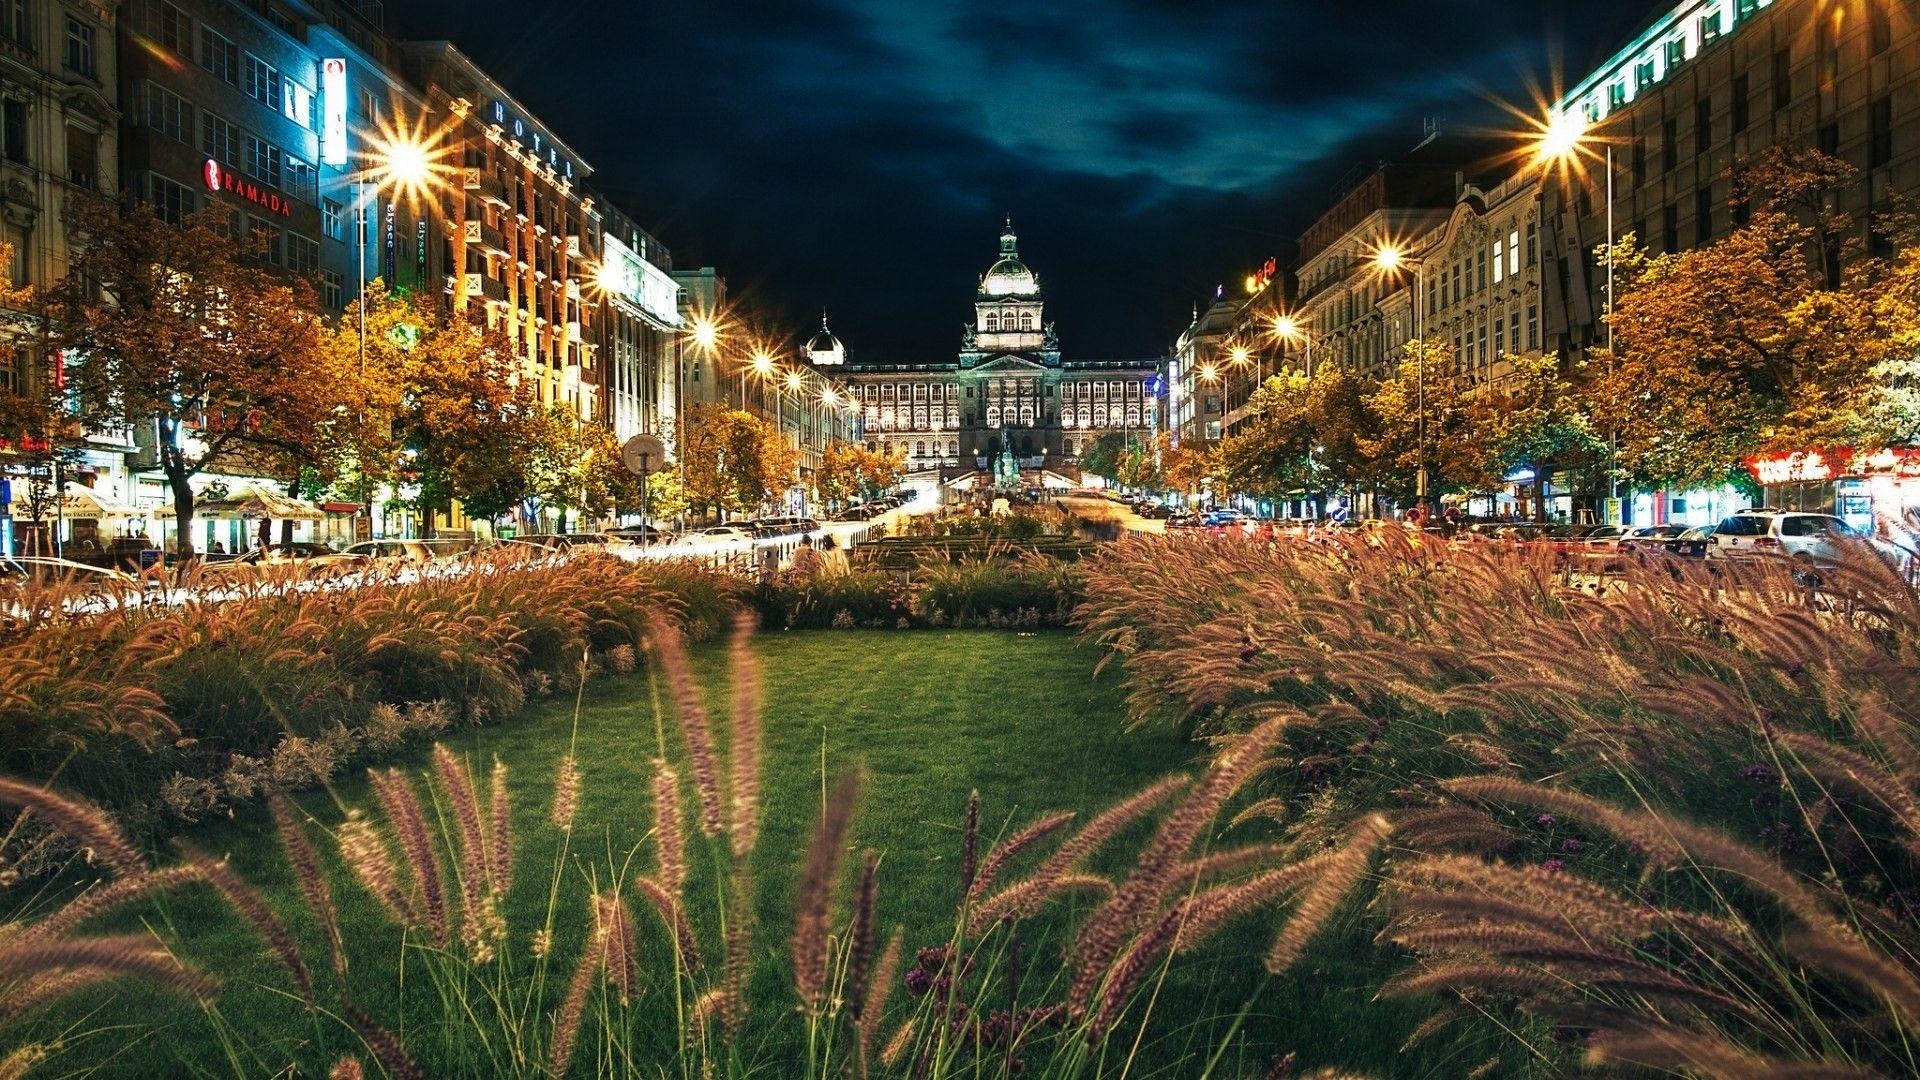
[
  {"left": 462, "top": 217, "right": 508, "bottom": 256},
  {"left": 463, "top": 273, "right": 508, "bottom": 304},
  {"left": 462, "top": 167, "right": 509, "bottom": 207}
]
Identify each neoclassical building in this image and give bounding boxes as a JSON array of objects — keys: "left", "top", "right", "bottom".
[{"left": 838, "top": 222, "right": 1161, "bottom": 474}]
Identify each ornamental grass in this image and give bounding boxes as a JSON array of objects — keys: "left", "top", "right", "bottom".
[{"left": 1081, "top": 527, "right": 1920, "bottom": 1076}]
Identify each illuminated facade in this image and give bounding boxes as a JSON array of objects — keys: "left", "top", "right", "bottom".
[
  {"left": 1547, "top": 0, "right": 1920, "bottom": 350},
  {"left": 0, "top": 0, "right": 122, "bottom": 555},
  {"left": 401, "top": 40, "right": 601, "bottom": 422},
  {"left": 592, "top": 201, "right": 679, "bottom": 447},
  {"left": 840, "top": 222, "right": 1161, "bottom": 475}
]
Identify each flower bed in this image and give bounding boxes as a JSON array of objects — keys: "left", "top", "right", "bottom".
[{"left": 754, "top": 555, "right": 1084, "bottom": 630}]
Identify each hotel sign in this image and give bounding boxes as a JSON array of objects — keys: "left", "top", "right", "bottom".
[
  {"left": 203, "top": 160, "right": 293, "bottom": 217},
  {"left": 600, "top": 233, "right": 681, "bottom": 327},
  {"left": 320, "top": 58, "right": 348, "bottom": 166},
  {"left": 1748, "top": 447, "right": 1920, "bottom": 486}
]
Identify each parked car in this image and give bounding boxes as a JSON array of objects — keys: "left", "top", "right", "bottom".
[
  {"left": 1705, "top": 511, "right": 1903, "bottom": 575},
  {"left": 1613, "top": 524, "right": 1690, "bottom": 556},
  {"left": 1, "top": 556, "right": 143, "bottom": 594},
  {"left": 681, "top": 525, "right": 757, "bottom": 545},
  {"left": 1134, "top": 503, "right": 1173, "bottom": 520},
  {"left": 342, "top": 539, "right": 440, "bottom": 565},
  {"left": 608, "top": 524, "right": 675, "bottom": 545},
  {"left": 200, "top": 543, "right": 364, "bottom": 579},
  {"left": 1165, "top": 513, "right": 1202, "bottom": 530}
]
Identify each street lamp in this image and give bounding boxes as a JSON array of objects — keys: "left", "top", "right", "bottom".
[
  {"left": 1372, "top": 242, "right": 1430, "bottom": 508},
  {"left": 1272, "top": 314, "right": 1311, "bottom": 377},
  {"left": 349, "top": 117, "right": 451, "bottom": 537},
  {"left": 1533, "top": 106, "right": 1620, "bottom": 518}
]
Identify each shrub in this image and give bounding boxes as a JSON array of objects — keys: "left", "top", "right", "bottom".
[{"left": 0, "top": 552, "right": 742, "bottom": 831}]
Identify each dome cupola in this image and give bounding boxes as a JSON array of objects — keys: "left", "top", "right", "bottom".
[
  {"left": 806, "top": 310, "right": 845, "bottom": 365},
  {"left": 980, "top": 218, "right": 1038, "bottom": 297}
]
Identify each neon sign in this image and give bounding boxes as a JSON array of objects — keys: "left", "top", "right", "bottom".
[
  {"left": 319, "top": 58, "right": 347, "bottom": 166},
  {"left": 202, "top": 160, "right": 293, "bottom": 217},
  {"left": 1748, "top": 448, "right": 1920, "bottom": 486}
]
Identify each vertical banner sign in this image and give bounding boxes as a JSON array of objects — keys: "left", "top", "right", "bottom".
[
  {"left": 383, "top": 202, "right": 396, "bottom": 284},
  {"left": 319, "top": 59, "right": 347, "bottom": 166},
  {"left": 415, "top": 220, "right": 426, "bottom": 283}
]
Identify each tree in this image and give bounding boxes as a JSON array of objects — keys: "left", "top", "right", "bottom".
[
  {"left": 1160, "top": 441, "right": 1215, "bottom": 500},
  {"left": 681, "top": 404, "right": 794, "bottom": 517},
  {"left": 1465, "top": 352, "right": 1604, "bottom": 520},
  {"left": 399, "top": 316, "right": 541, "bottom": 530},
  {"left": 815, "top": 441, "right": 903, "bottom": 506},
  {"left": 1595, "top": 147, "right": 1919, "bottom": 489},
  {"left": 311, "top": 286, "right": 443, "bottom": 509},
  {"left": 1358, "top": 340, "right": 1472, "bottom": 504},
  {"left": 1078, "top": 432, "right": 1130, "bottom": 483},
  {"left": 49, "top": 198, "right": 331, "bottom": 557},
  {"left": 1215, "top": 372, "right": 1317, "bottom": 502}
]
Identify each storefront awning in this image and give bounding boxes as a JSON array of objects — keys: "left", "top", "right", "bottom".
[
  {"left": 196, "top": 486, "right": 324, "bottom": 521},
  {"left": 5, "top": 480, "right": 138, "bottom": 518},
  {"left": 318, "top": 501, "right": 362, "bottom": 514}
]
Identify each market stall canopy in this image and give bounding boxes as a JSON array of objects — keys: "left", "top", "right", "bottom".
[
  {"left": 195, "top": 486, "right": 324, "bottom": 521},
  {"left": 5, "top": 480, "right": 138, "bottom": 518}
]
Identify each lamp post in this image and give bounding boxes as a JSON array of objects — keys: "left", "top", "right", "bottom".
[
  {"left": 1372, "top": 243, "right": 1429, "bottom": 508},
  {"left": 350, "top": 124, "right": 443, "bottom": 539},
  {"left": 1273, "top": 315, "right": 1309, "bottom": 377}
]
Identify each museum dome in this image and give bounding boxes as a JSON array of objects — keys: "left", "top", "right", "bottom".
[
  {"left": 806, "top": 312, "right": 845, "bottom": 365},
  {"left": 981, "top": 219, "right": 1039, "bottom": 297}
]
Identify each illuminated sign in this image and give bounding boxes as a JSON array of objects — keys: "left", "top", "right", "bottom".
[
  {"left": 1748, "top": 448, "right": 1920, "bottom": 486},
  {"left": 488, "top": 99, "right": 576, "bottom": 179},
  {"left": 202, "top": 160, "right": 293, "bottom": 217},
  {"left": 600, "top": 233, "right": 682, "bottom": 327},
  {"left": 320, "top": 58, "right": 347, "bottom": 166}
]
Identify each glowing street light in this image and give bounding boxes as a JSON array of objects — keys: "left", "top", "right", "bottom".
[
  {"left": 1273, "top": 315, "right": 1301, "bottom": 341},
  {"left": 1536, "top": 107, "right": 1587, "bottom": 166},
  {"left": 1229, "top": 345, "right": 1250, "bottom": 366},
  {"left": 690, "top": 316, "right": 720, "bottom": 351},
  {"left": 1372, "top": 244, "right": 1406, "bottom": 272},
  {"left": 1198, "top": 363, "right": 1219, "bottom": 382},
  {"left": 1369, "top": 242, "right": 1430, "bottom": 507}
]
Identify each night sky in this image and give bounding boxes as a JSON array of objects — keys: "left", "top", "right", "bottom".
[{"left": 395, "top": 0, "right": 1668, "bottom": 363}]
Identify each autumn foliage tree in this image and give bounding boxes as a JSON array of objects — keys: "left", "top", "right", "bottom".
[
  {"left": 1596, "top": 147, "right": 1920, "bottom": 489},
  {"left": 1460, "top": 352, "right": 1604, "bottom": 519},
  {"left": 50, "top": 197, "right": 330, "bottom": 556},
  {"left": 680, "top": 404, "right": 796, "bottom": 517},
  {"left": 814, "top": 440, "right": 902, "bottom": 506}
]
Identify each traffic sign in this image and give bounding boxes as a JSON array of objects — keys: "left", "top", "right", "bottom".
[{"left": 620, "top": 434, "right": 667, "bottom": 476}]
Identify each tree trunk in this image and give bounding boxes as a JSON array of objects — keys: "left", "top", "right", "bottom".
[
  {"left": 1533, "top": 461, "right": 1549, "bottom": 523},
  {"left": 165, "top": 457, "right": 196, "bottom": 562}
]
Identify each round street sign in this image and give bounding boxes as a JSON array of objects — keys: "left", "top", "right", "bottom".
[{"left": 620, "top": 434, "right": 668, "bottom": 476}]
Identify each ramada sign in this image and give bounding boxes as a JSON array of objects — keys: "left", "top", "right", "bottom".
[{"left": 202, "top": 159, "right": 293, "bottom": 218}]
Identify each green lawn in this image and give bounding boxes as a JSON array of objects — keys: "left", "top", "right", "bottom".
[{"left": 16, "top": 630, "right": 1511, "bottom": 1077}]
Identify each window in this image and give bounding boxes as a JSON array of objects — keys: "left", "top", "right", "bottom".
[
  {"left": 1608, "top": 81, "right": 1627, "bottom": 110},
  {"left": 1525, "top": 221, "right": 1537, "bottom": 265},
  {"left": 1869, "top": 3, "right": 1891, "bottom": 54},
  {"left": 1508, "top": 313, "right": 1520, "bottom": 354},
  {"left": 1700, "top": 8, "right": 1722, "bottom": 42},
  {"left": 1871, "top": 96, "right": 1894, "bottom": 167},
  {"left": 1773, "top": 49, "right": 1792, "bottom": 111},
  {"left": 264, "top": 5, "right": 298, "bottom": 36},
  {"left": 1732, "top": 74, "right": 1749, "bottom": 133},
  {"left": 1492, "top": 239, "right": 1504, "bottom": 284},
  {"left": 1736, "top": 0, "right": 1761, "bottom": 19},
  {"left": 199, "top": 27, "right": 237, "bottom": 85},
  {"left": 1492, "top": 316, "right": 1505, "bottom": 359},
  {"left": 284, "top": 155, "right": 315, "bottom": 201},
  {"left": 1526, "top": 304, "right": 1539, "bottom": 349},
  {"left": 288, "top": 234, "right": 318, "bottom": 274},
  {"left": 1818, "top": 120, "right": 1839, "bottom": 157},
  {"left": 1, "top": 99, "right": 24, "bottom": 165},
  {"left": 243, "top": 54, "right": 281, "bottom": 111},
  {"left": 244, "top": 134, "right": 281, "bottom": 188},
  {"left": 64, "top": 17, "right": 93, "bottom": 77},
  {"left": 1695, "top": 98, "right": 1711, "bottom": 154},
  {"left": 1664, "top": 38, "right": 1684, "bottom": 71},
  {"left": 1631, "top": 137, "right": 1646, "bottom": 187},
  {"left": 358, "top": 88, "right": 378, "bottom": 124},
  {"left": 1662, "top": 118, "right": 1677, "bottom": 172},
  {"left": 1662, "top": 204, "right": 1679, "bottom": 254},
  {"left": 201, "top": 112, "right": 235, "bottom": 164},
  {"left": 65, "top": 127, "right": 95, "bottom": 189},
  {"left": 141, "top": 81, "right": 191, "bottom": 143},
  {"left": 151, "top": 0, "right": 192, "bottom": 55},
  {"left": 322, "top": 197, "right": 343, "bottom": 241},
  {"left": 1508, "top": 229, "right": 1520, "bottom": 275},
  {"left": 1696, "top": 187, "right": 1714, "bottom": 242},
  {"left": 150, "top": 173, "right": 192, "bottom": 223},
  {"left": 247, "top": 215, "right": 282, "bottom": 265},
  {"left": 1635, "top": 57, "right": 1656, "bottom": 92}
]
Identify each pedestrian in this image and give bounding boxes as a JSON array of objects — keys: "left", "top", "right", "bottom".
[
  {"left": 818, "top": 533, "right": 850, "bottom": 577},
  {"left": 789, "top": 535, "right": 822, "bottom": 577},
  {"left": 756, "top": 542, "right": 780, "bottom": 586}
]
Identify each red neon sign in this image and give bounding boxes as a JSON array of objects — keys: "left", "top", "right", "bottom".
[{"left": 202, "top": 159, "right": 293, "bottom": 218}]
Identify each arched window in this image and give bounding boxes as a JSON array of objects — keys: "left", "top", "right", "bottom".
[
  {"left": 984, "top": 313, "right": 998, "bottom": 331},
  {"left": 947, "top": 440, "right": 958, "bottom": 457},
  {"left": 914, "top": 441, "right": 926, "bottom": 458},
  {"left": 1126, "top": 405, "right": 1141, "bottom": 425},
  {"left": 1094, "top": 406, "right": 1108, "bottom": 427},
  {"left": 986, "top": 405, "right": 1000, "bottom": 427},
  {"left": 1019, "top": 405, "right": 1034, "bottom": 426},
  {"left": 1022, "top": 313, "right": 1035, "bottom": 330}
]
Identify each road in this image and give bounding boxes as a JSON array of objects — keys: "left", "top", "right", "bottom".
[{"left": 1054, "top": 494, "right": 1164, "bottom": 534}]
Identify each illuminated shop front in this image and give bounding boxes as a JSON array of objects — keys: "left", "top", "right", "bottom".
[{"left": 1746, "top": 448, "right": 1920, "bottom": 544}]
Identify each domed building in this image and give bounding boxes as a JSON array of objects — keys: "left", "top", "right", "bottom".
[
  {"left": 806, "top": 312, "right": 846, "bottom": 366},
  {"left": 832, "top": 220, "right": 1164, "bottom": 481}
]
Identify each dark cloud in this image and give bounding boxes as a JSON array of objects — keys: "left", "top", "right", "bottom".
[{"left": 395, "top": 0, "right": 1671, "bottom": 361}]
